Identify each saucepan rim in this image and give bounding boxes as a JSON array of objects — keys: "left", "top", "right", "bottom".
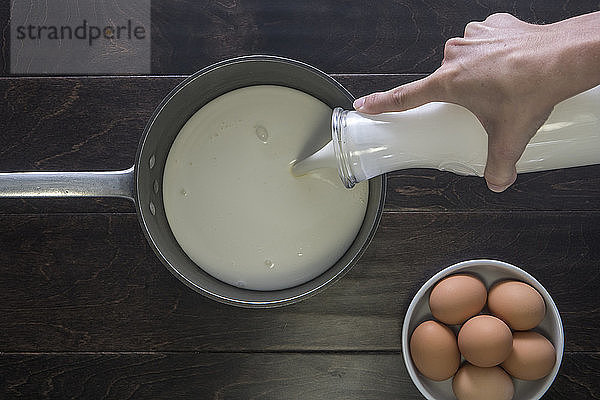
[{"left": 131, "top": 55, "right": 387, "bottom": 307}]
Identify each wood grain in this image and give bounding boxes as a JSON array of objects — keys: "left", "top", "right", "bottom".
[
  {"left": 2, "top": 1, "right": 599, "bottom": 75},
  {"left": 0, "top": 77, "right": 178, "bottom": 172},
  {"left": 0, "top": 212, "right": 597, "bottom": 352},
  {"left": 1, "top": 76, "right": 599, "bottom": 214},
  {"left": 0, "top": 352, "right": 597, "bottom": 399}
]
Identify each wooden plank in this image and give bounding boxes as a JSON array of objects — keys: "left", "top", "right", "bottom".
[
  {"left": 0, "top": 212, "right": 597, "bottom": 352},
  {"left": 150, "top": 0, "right": 598, "bottom": 75},
  {"left": 0, "top": 3, "right": 8, "bottom": 76},
  {"left": 0, "top": 352, "right": 597, "bottom": 399},
  {"left": 0, "top": 77, "right": 179, "bottom": 172},
  {"left": 1, "top": 76, "right": 599, "bottom": 214},
  {"left": 384, "top": 166, "right": 600, "bottom": 212},
  {"left": 2, "top": 1, "right": 599, "bottom": 75}
]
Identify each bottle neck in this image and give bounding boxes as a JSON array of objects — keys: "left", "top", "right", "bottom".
[{"left": 331, "top": 107, "right": 358, "bottom": 189}]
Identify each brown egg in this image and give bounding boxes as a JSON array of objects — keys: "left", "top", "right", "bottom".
[
  {"left": 502, "top": 331, "right": 556, "bottom": 380},
  {"left": 429, "top": 274, "right": 487, "bottom": 325},
  {"left": 458, "top": 315, "right": 513, "bottom": 367},
  {"left": 488, "top": 280, "right": 546, "bottom": 330},
  {"left": 410, "top": 320, "right": 460, "bottom": 381},
  {"left": 452, "top": 363, "right": 514, "bottom": 400}
]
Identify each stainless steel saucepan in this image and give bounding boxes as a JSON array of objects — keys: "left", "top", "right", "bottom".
[{"left": 0, "top": 55, "right": 385, "bottom": 307}]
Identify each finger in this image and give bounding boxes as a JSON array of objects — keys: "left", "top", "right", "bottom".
[
  {"left": 353, "top": 75, "right": 442, "bottom": 114},
  {"left": 484, "top": 131, "right": 524, "bottom": 192},
  {"left": 463, "top": 21, "right": 483, "bottom": 37},
  {"left": 483, "top": 13, "right": 518, "bottom": 26},
  {"left": 483, "top": 106, "right": 553, "bottom": 192}
]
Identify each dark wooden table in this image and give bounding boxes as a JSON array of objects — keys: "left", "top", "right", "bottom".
[{"left": 1, "top": 1, "right": 599, "bottom": 399}]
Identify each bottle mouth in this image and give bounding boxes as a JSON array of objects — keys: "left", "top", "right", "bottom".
[{"left": 331, "top": 107, "right": 357, "bottom": 189}]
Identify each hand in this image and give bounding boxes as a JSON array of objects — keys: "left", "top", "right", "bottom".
[{"left": 354, "top": 12, "right": 600, "bottom": 192}]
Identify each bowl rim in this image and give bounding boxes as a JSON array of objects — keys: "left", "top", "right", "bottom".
[{"left": 401, "top": 259, "right": 564, "bottom": 400}]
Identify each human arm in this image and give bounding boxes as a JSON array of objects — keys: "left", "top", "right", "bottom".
[{"left": 353, "top": 12, "right": 600, "bottom": 192}]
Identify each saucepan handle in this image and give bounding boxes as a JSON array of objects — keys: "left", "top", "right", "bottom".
[{"left": 0, "top": 166, "right": 135, "bottom": 200}]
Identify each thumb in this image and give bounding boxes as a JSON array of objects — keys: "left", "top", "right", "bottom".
[
  {"left": 484, "top": 132, "right": 523, "bottom": 193},
  {"left": 483, "top": 109, "right": 551, "bottom": 193},
  {"left": 353, "top": 75, "right": 441, "bottom": 114}
]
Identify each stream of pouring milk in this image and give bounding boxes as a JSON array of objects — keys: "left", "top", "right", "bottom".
[{"left": 163, "top": 85, "right": 368, "bottom": 291}]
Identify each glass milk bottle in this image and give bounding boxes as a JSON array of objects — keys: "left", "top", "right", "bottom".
[{"left": 293, "top": 85, "right": 600, "bottom": 189}]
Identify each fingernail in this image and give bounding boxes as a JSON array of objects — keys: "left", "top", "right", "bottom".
[
  {"left": 487, "top": 182, "right": 510, "bottom": 193},
  {"left": 353, "top": 97, "right": 365, "bottom": 110}
]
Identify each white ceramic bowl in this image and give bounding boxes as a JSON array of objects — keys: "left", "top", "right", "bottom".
[{"left": 402, "top": 259, "right": 564, "bottom": 400}]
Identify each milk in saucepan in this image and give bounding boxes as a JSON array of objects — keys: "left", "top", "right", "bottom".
[{"left": 163, "top": 85, "right": 368, "bottom": 291}]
